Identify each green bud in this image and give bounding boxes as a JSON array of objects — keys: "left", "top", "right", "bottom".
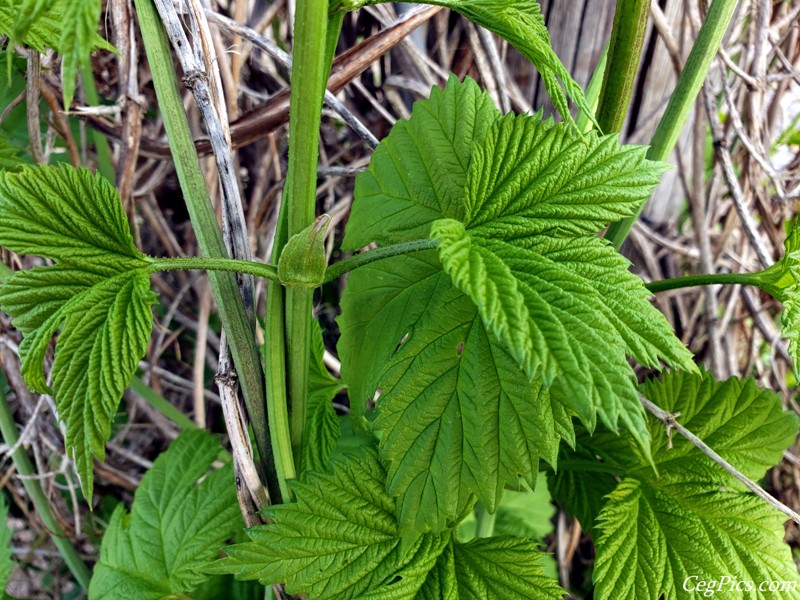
[{"left": 278, "top": 214, "right": 331, "bottom": 287}]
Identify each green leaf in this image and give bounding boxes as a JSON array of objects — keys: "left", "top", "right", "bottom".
[
  {"left": 331, "top": 0, "right": 593, "bottom": 127},
  {"left": 89, "top": 430, "right": 242, "bottom": 600},
  {"left": 432, "top": 112, "right": 694, "bottom": 453},
  {"left": 418, "top": 537, "right": 565, "bottom": 600},
  {"left": 1, "top": 0, "right": 60, "bottom": 52},
  {"left": 301, "top": 321, "right": 345, "bottom": 474},
  {"left": 343, "top": 76, "right": 499, "bottom": 251},
  {"left": 0, "top": 0, "right": 110, "bottom": 110},
  {"left": 552, "top": 370, "right": 800, "bottom": 599},
  {"left": 0, "top": 166, "right": 156, "bottom": 496},
  {"left": 208, "top": 450, "right": 450, "bottom": 599},
  {"left": 0, "top": 495, "right": 12, "bottom": 592},
  {"left": 0, "top": 135, "right": 26, "bottom": 172},
  {"left": 754, "top": 220, "right": 800, "bottom": 378},
  {"left": 374, "top": 272, "right": 571, "bottom": 535},
  {"left": 458, "top": 479, "right": 555, "bottom": 542},
  {"left": 340, "top": 77, "right": 691, "bottom": 535},
  {"left": 58, "top": 0, "right": 101, "bottom": 110}
]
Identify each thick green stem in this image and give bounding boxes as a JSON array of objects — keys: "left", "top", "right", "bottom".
[
  {"left": 150, "top": 256, "right": 278, "bottom": 281},
  {"left": 0, "top": 383, "right": 91, "bottom": 590},
  {"left": 133, "top": 0, "right": 279, "bottom": 500},
  {"left": 595, "top": 0, "right": 649, "bottom": 134},
  {"left": 284, "top": 1, "right": 331, "bottom": 470},
  {"left": 322, "top": 238, "right": 438, "bottom": 284},
  {"left": 647, "top": 271, "right": 760, "bottom": 294},
  {"left": 474, "top": 503, "right": 496, "bottom": 538},
  {"left": 605, "top": 0, "right": 739, "bottom": 248}
]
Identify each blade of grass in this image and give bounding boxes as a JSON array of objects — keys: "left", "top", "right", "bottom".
[{"left": 0, "top": 372, "right": 91, "bottom": 591}]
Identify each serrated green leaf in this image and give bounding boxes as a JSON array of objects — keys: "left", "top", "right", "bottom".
[
  {"left": 343, "top": 76, "right": 500, "bottom": 251},
  {"left": 337, "top": 251, "right": 446, "bottom": 425},
  {"left": 0, "top": 495, "right": 12, "bottom": 592},
  {"left": 301, "top": 322, "right": 345, "bottom": 474},
  {"left": 59, "top": 0, "right": 101, "bottom": 110},
  {"left": 431, "top": 112, "right": 693, "bottom": 453},
  {"left": 552, "top": 370, "right": 800, "bottom": 599},
  {"left": 0, "top": 166, "right": 146, "bottom": 272},
  {"left": 331, "top": 0, "right": 593, "bottom": 127},
  {"left": 1, "top": 0, "right": 60, "bottom": 51},
  {"left": 208, "top": 450, "right": 450, "bottom": 599},
  {"left": 755, "top": 220, "right": 800, "bottom": 378},
  {"left": 341, "top": 77, "right": 693, "bottom": 535},
  {"left": 89, "top": 430, "right": 242, "bottom": 600},
  {"left": 0, "top": 165, "right": 156, "bottom": 497},
  {"left": 374, "top": 268, "right": 570, "bottom": 535},
  {"left": 418, "top": 537, "right": 565, "bottom": 600},
  {"left": 1, "top": 0, "right": 110, "bottom": 109}
]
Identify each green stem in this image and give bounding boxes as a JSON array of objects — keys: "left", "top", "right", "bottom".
[
  {"left": 265, "top": 275, "right": 295, "bottom": 502},
  {"left": 647, "top": 271, "right": 760, "bottom": 294},
  {"left": 474, "top": 503, "right": 496, "bottom": 538},
  {"left": 323, "top": 238, "right": 438, "bottom": 284},
  {"left": 284, "top": 1, "right": 331, "bottom": 470},
  {"left": 0, "top": 384, "right": 91, "bottom": 590},
  {"left": 133, "top": 0, "right": 279, "bottom": 501},
  {"left": 80, "top": 63, "right": 115, "bottom": 182},
  {"left": 604, "top": 0, "right": 739, "bottom": 248},
  {"left": 150, "top": 256, "right": 278, "bottom": 281},
  {"left": 264, "top": 194, "right": 295, "bottom": 503},
  {"left": 595, "top": 0, "right": 649, "bottom": 134}
]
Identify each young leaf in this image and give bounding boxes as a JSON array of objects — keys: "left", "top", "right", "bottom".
[
  {"left": 278, "top": 214, "right": 331, "bottom": 287},
  {"left": 753, "top": 220, "right": 800, "bottom": 377},
  {"left": 331, "top": 0, "right": 593, "bottom": 127},
  {"left": 431, "top": 111, "right": 695, "bottom": 453},
  {"left": 89, "top": 430, "right": 242, "bottom": 600},
  {"left": 301, "top": 322, "right": 345, "bottom": 474},
  {"left": 418, "top": 537, "right": 565, "bottom": 600},
  {"left": 0, "top": 495, "right": 12, "bottom": 593},
  {"left": 0, "top": 0, "right": 111, "bottom": 109},
  {"left": 343, "top": 75, "right": 500, "bottom": 251},
  {"left": 58, "top": 0, "right": 102, "bottom": 110},
  {"left": 0, "top": 166, "right": 156, "bottom": 496},
  {"left": 207, "top": 450, "right": 450, "bottom": 599},
  {"left": 552, "top": 370, "right": 800, "bottom": 599}
]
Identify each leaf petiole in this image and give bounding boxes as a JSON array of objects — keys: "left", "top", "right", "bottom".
[
  {"left": 149, "top": 256, "right": 279, "bottom": 281},
  {"left": 322, "top": 238, "right": 439, "bottom": 284},
  {"left": 149, "top": 238, "right": 440, "bottom": 286},
  {"left": 646, "top": 271, "right": 763, "bottom": 294}
]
